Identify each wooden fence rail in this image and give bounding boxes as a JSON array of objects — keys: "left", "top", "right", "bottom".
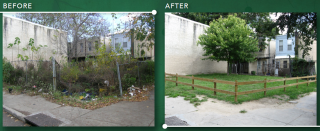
[{"left": 165, "top": 72, "right": 317, "bottom": 102}]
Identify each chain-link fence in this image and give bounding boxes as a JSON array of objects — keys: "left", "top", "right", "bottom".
[{"left": 117, "top": 60, "right": 154, "bottom": 96}]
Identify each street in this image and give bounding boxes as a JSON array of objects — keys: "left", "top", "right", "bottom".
[{"left": 3, "top": 109, "right": 30, "bottom": 127}]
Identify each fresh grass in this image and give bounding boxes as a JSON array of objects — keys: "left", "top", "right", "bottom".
[{"left": 165, "top": 73, "right": 316, "bottom": 104}]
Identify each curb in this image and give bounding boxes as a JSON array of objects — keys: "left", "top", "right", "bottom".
[{"left": 3, "top": 105, "right": 26, "bottom": 123}]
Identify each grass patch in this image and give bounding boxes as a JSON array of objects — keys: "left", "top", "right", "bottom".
[
  {"left": 240, "top": 109, "right": 247, "bottom": 113},
  {"left": 165, "top": 73, "right": 316, "bottom": 105}
]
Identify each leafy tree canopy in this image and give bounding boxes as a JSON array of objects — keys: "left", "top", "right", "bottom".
[
  {"left": 174, "top": 12, "right": 279, "bottom": 49},
  {"left": 197, "top": 14, "right": 259, "bottom": 75},
  {"left": 276, "top": 12, "right": 316, "bottom": 58},
  {"left": 16, "top": 13, "right": 111, "bottom": 60}
]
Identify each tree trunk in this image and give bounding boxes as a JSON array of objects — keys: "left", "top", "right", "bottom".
[{"left": 227, "top": 61, "right": 229, "bottom": 75}]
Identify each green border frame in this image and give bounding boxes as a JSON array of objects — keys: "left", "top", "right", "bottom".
[{"left": 0, "top": 0, "right": 319, "bottom": 130}]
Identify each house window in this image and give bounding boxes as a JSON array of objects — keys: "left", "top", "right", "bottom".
[
  {"left": 279, "top": 40, "right": 283, "bottom": 51},
  {"left": 283, "top": 61, "right": 287, "bottom": 68},
  {"left": 94, "top": 41, "right": 99, "bottom": 50},
  {"left": 287, "top": 39, "right": 292, "bottom": 51},
  {"left": 276, "top": 61, "right": 280, "bottom": 69},
  {"left": 123, "top": 42, "right": 127, "bottom": 48},
  {"left": 115, "top": 38, "right": 119, "bottom": 48},
  {"left": 80, "top": 43, "right": 83, "bottom": 52},
  {"left": 88, "top": 42, "right": 92, "bottom": 51},
  {"left": 259, "top": 42, "right": 263, "bottom": 52},
  {"left": 272, "top": 59, "right": 275, "bottom": 64}
]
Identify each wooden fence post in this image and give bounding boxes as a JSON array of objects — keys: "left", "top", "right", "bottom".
[
  {"left": 235, "top": 80, "right": 238, "bottom": 102},
  {"left": 264, "top": 78, "right": 266, "bottom": 96},
  {"left": 296, "top": 76, "right": 298, "bottom": 88},
  {"left": 214, "top": 78, "right": 217, "bottom": 95},
  {"left": 176, "top": 73, "right": 178, "bottom": 86},
  {"left": 284, "top": 77, "right": 286, "bottom": 92},
  {"left": 307, "top": 76, "right": 309, "bottom": 86},
  {"left": 315, "top": 76, "right": 317, "bottom": 84},
  {"left": 192, "top": 75, "right": 194, "bottom": 90}
]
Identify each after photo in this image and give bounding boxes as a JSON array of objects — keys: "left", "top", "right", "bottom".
[{"left": 164, "top": 12, "right": 317, "bottom": 126}]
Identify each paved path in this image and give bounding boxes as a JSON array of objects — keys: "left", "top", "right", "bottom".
[
  {"left": 3, "top": 90, "right": 154, "bottom": 126},
  {"left": 165, "top": 92, "right": 316, "bottom": 126}
]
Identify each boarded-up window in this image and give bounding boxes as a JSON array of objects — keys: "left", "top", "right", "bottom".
[
  {"left": 279, "top": 40, "right": 283, "bottom": 51},
  {"left": 80, "top": 43, "right": 83, "bottom": 52}
]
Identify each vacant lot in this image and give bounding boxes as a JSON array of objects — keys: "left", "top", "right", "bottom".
[{"left": 165, "top": 73, "right": 316, "bottom": 105}]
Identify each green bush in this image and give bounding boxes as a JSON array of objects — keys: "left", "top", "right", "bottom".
[
  {"left": 3, "top": 58, "right": 15, "bottom": 84},
  {"left": 291, "top": 57, "right": 312, "bottom": 77},
  {"left": 251, "top": 71, "right": 256, "bottom": 75},
  {"left": 121, "top": 74, "right": 136, "bottom": 90}
]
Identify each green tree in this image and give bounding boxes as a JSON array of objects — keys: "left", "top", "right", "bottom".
[
  {"left": 174, "top": 12, "right": 279, "bottom": 49},
  {"left": 16, "top": 13, "right": 111, "bottom": 61},
  {"left": 126, "top": 13, "right": 155, "bottom": 58},
  {"left": 197, "top": 15, "right": 259, "bottom": 75},
  {"left": 276, "top": 13, "right": 316, "bottom": 58}
]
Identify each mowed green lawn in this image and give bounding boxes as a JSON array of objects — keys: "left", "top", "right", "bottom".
[{"left": 165, "top": 73, "right": 316, "bottom": 105}]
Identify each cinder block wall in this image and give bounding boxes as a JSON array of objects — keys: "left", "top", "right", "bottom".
[
  {"left": 165, "top": 13, "right": 227, "bottom": 75},
  {"left": 3, "top": 15, "right": 68, "bottom": 64}
]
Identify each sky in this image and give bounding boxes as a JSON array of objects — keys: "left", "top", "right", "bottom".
[
  {"left": 4, "top": 12, "right": 288, "bottom": 36},
  {"left": 3, "top": 12, "right": 140, "bottom": 34}
]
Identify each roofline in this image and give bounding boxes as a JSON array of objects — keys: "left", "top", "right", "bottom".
[
  {"left": 3, "top": 15, "right": 68, "bottom": 33},
  {"left": 165, "top": 13, "right": 210, "bottom": 27}
]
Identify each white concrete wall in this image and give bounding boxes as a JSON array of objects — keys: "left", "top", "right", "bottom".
[
  {"left": 298, "top": 39, "right": 317, "bottom": 62},
  {"left": 3, "top": 15, "right": 67, "bottom": 64},
  {"left": 165, "top": 13, "right": 227, "bottom": 75}
]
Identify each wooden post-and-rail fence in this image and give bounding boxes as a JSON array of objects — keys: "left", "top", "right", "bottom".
[{"left": 165, "top": 73, "right": 317, "bottom": 102}]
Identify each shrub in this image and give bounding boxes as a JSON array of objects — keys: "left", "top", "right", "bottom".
[
  {"left": 121, "top": 74, "right": 136, "bottom": 90},
  {"left": 3, "top": 58, "right": 15, "bottom": 84},
  {"left": 291, "top": 57, "right": 312, "bottom": 77},
  {"left": 251, "top": 71, "right": 256, "bottom": 75}
]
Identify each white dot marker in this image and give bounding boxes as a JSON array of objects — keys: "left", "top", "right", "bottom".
[
  {"left": 162, "top": 124, "right": 167, "bottom": 129},
  {"left": 152, "top": 10, "right": 157, "bottom": 15}
]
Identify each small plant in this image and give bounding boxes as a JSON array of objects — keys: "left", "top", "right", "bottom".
[
  {"left": 53, "top": 91, "right": 62, "bottom": 99},
  {"left": 122, "top": 74, "right": 136, "bottom": 90},
  {"left": 251, "top": 71, "right": 256, "bottom": 75},
  {"left": 240, "top": 109, "right": 247, "bottom": 113}
]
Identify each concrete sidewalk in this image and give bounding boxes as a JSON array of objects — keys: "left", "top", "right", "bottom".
[
  {"left": 3, "top": 90, "right": 154, "bottom": 126},
  {"left": 165, "top": 92, "right": 317, "bottom": 126}
]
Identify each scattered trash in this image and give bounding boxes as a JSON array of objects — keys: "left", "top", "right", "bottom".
[
  {"left": 129, "top": 92, "right": 133, "bottom": 96},
  {"left": 8, "top": 88, "right": 13, "bottom": 93},
  {"left": 92, "top": 98, "right": 97, "bottom": 101},
  {"left": 33, "top": 85, "right": 36, "bottom": 88},
  {"left": 114, "top": 96, "right": 117, "bottom": 98},
  {"left": 38, "top": 88, "right": 42, "bottom": 92},
  {"left": 79, "top": 96, "right": 84, "bottom": 100},
  {"left": 143, "top": 85, "right": 147, "bottom": 91},
  {"left": 104, "top": 80, "right": 109, "bottom": 86}
]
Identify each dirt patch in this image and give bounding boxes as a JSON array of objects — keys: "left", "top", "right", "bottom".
[{"left": 195, "top": 95, "right": 298, "bottom": 115}]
